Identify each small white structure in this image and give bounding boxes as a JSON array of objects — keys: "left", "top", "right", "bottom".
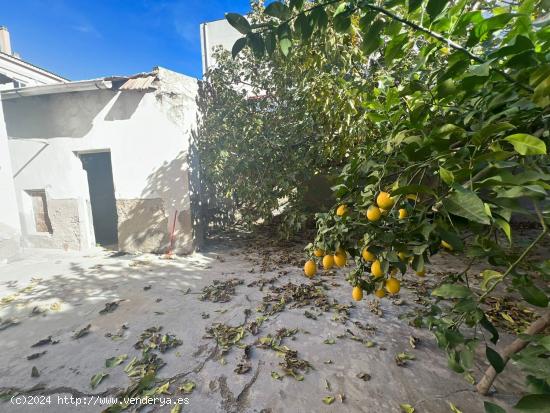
[
  {"left": 2, "top": 67, "right": 201, "bottom": 255},
  {"left": 0, "top": 27, "right": 67, "bottom": 89},
  {"left": 200, "top": 18, "right": 242, "bottom": 74}
]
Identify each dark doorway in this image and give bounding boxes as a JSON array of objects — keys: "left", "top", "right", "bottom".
[{"left": 80, "top": 152, "right": 118, "bottom": 249}]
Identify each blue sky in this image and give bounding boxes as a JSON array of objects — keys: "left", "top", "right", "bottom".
[{"left": 1, "top": 0, "right": 251, "bottom": 80}]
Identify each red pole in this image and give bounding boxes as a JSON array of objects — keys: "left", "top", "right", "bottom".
[{"left": 167, "top": 210, "right": 178, "bottom": 256}]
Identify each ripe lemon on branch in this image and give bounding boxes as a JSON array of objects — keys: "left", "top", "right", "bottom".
[
  {"left": 336, "top": 204, "right": 348, "bottom": 216},
  {"left": 352, "top": 286, "right": 363, "bottom": 301},
  {"left": 366, "top": 205, "right": 382, "bottom": 221},
  {"left": 386, "top": 277, "right": 401, "bottom": 294},
  {"left": 334, "top": 251, "right": 347, "bottom": 267},
  {"left": 323, "top": 255, "right": 335, "bottom": 270},
  {"left": 375, "top": 289, "right": 386, "bottom": 298},
  {"left": 376, "top": 192, "right": 395, "bottom": 210},
  {"left": 371, "top": 260, "right": 384, "bottom": 278},
  {"left": 304, "top": 260, "right": 317, "bottom": 278},
  {"left": 362, "top": 248, "right": 376, "bottom": 262},
  {"left": 314, "top": 248, "right": 325, "bottom": 257}
]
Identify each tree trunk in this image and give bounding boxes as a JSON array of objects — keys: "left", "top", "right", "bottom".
[{"left": 477, "top": 310, "right": 550, "bottom": 395}]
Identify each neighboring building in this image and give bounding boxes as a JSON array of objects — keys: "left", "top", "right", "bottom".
[
  {"left": 0, "top": 27, "right": 67, "bottom": 89},
  {"left": 200, "top": 18, "right": 242, "bottom": 74},
  {"left": 2, "top": 67, "right": 201, "bottom": 255}
]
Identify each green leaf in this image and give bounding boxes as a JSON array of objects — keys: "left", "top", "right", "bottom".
[
  {"left": 391, "top": 184, "right": 436, "bottom": 196},
  {"left": 449, "top": 403, "right": 463, "bottom": 413},
  {"left": 504, "top": 134, "right": 547, "bottom": 155},
  {"left": 443, "top": 188, "right": 491, "bottom": 225},
  {"left": 362, "top": 19, "right": 385, "bottom": 55},
  {"left": 400, "top": 403, "right": 416, "bottom": 412},
  {"left": 408, "top": 0, "right": 423, "bottom": 13},
  {"left": 322, "top": 396, "right": 335, "bottom": 405},
  {"left": 90, "top": 372, "right": 109, "bottom": 389},
  {"left": 484, "top": 401, "right": 506, "bottom": 413},
  {"left": 474, "top": 13, "right": 515, "bottom": 39},
  {"left": 265, "top": 2, "right": 291, "bottom": 20},
  {"left": 105, "top": 354, "right": 128, "bottom": 368},
  {"left": 179, "top": 380, "right": 196, "bottom": 394},
  {"left": 426, "top": 0, "right": 449, "bottom": 21},
  {"left": 225, "top": 13, "right": 251, "bottom": 35},
  {"left": 279, "top": 38, "right": 292, "bottom": 56},
  {"left": 518, "top": 284, "right": 549, "bottom": 308},
  {"left": 439, "top": 166, "right": 454, "bottom": 185},
  {"left": 494, "top": 218, "right": 511, "bottom": 244},
  {"left": 265, "top": 31, "right": 277, "bottom": 55},
  {"left": 480, "top": 270, "right": 503, "bottom": 291},
  {"left": 334, "top": 14, "right": 352, "bottom": 33},
  {"left": 247, "top": 33, "right": 265, "bottom": 58},
  {"left": 480, "top": 316, "right": 499, "bottom": 344},
  {"left": 486, "top": 347, "right": 505, "bottom": 373},
  {"left": 472, "top": 122, "right": 515, "bottom": 146},
  {"left": 468, "top": 62, "right": 491, "bottom": 77},
  {"left": 385, "top": 33, "right": 409, "bottom": 65},
  {"left": 432, "top": 284, "right": 472, "bottom": 299},
  {"left": 514, "top": 394, "right": 550, "bottom": 413},
  {"left": 232, "top": 37, "right": 248, "bottom": 58}
]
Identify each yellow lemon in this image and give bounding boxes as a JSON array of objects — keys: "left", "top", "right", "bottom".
[
  {"left": 366, "top": 205, "right": 382, "bottom": 222},
  {"left": 371, "top": 259, "right": 384, "bottom": 278},
  {"left": 362, "top": 248, "right": 376, "bottom": 262},
  {"left": 314, "top": 248, "right": 325, "bottom": 257},
  {"left": 336, "top": 204, "right": 348, "bottom": 216},
  {"left": 352, "top": 286, "right": 363, "bottom": 301},
  {"left": 323, "top": 255, "right": 335, "bottom": 270},
  {"left": 441, "top": 240, "right": 454, "bottom": 251},
  {"left": 375, "top": 289, "right": 386, "bottom": 298},
  {"left": 376, "top": 192, "right": 394, "bottom": 210},
  {"left": 304, "top": 260, "right": 317, "bottom": 278},
  {"left": 386, "top": 277, "right": 401, "bottom": 294},
  {"left": 334, "top": 252, "right": 347, "bottom": 268},
  {"left": 399, "top": 208, "right": 408, "bottom": 219}
]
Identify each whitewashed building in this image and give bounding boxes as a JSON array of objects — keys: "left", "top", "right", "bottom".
[
  {"left": 2, "top": 67, "right": 200, "bottom": 256},
  {"left": 0, "top": 26, "right": 202, "bottom": 260},
  {"left": 200, "top": 18, "right": 242, "bottom": 74}
]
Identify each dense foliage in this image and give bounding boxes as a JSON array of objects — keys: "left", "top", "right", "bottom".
[
  {"left": 196, "top": 4, "right": 377, "bottom": 235},
  {"left": 227, "top": 0, "right": 550, "bottom": 411}
]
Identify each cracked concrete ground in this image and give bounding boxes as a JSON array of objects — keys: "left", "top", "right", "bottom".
[{"left": 0, "top": 234, "right": 533, "bottom": 412}]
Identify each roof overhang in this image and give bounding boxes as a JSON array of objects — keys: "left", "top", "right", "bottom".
[{"left": 0, "top": 70, "right": 158, "bottom": 100}]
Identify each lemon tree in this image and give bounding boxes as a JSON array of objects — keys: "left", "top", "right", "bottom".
[
  {"left": 228, "top": 0, "right": 550, "bottom": 410},
  {"left": 196, "top": 2, "right": 376, "bottom": 236}
]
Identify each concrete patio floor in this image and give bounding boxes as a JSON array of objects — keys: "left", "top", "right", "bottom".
[{"left": 0, "top": 233, "right": 531, "bottom": 412}]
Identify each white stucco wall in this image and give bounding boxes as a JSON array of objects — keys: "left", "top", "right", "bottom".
[
  {"left": 0, "top": 97, "right": 21, "bottom": 260},
  {"left": 3, "top": 68, "right": 199, "bottom": 253},
  {"left": 200, "top": 18, "right": 243, "bottom": 74}
]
